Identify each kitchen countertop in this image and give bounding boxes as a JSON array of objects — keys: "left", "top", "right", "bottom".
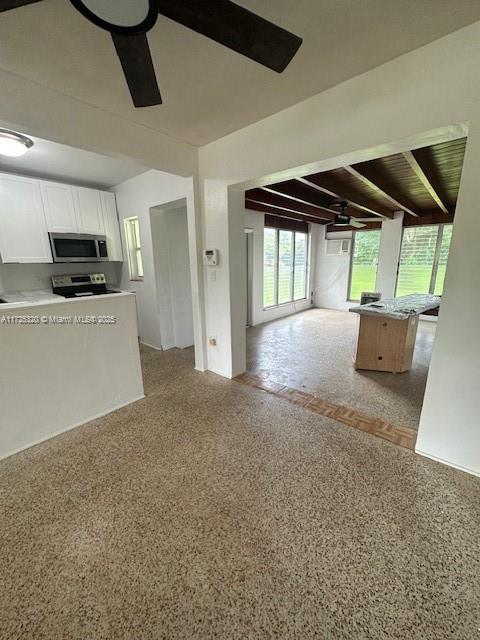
[{"left": 0, "top": 289, "right": 133, "bottom": 312}]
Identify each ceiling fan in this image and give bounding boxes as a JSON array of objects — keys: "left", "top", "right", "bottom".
[
  {"left": 1, "top": 0, "right": 303, "bottom": 108},
  {"left": 326, "top": 202, "right": 368, "bottom": 229}
]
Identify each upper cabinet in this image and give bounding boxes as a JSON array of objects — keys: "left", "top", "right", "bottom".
[
  {"left": 72, "top": 186, "right": 105, "bottom": 235},
  {"left": 101, "top": 191, "right": 123, "bottom": 261},
  {"left": 0, "top": 172, "right": 123, "bottom": 263},
  {"left": 0, "top": 173, "right": 52, "bottom": 263},
  {"left": 40, "top": 181, "right": 77, "bottom": 233}
]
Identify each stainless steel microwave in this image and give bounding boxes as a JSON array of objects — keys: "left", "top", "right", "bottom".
[{"left": 49, "top": 233, "right": 109, "bottom": 263}]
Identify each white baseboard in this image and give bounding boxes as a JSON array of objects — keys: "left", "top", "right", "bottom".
[
  {"left": 0, "top": 394, "right": 146, "bottom": 463},
  {"left": 415, "top": 448, "right": 480, "bottom": 477},
  {"left": 139, "top": 340, "right": 163, "bottom": 351}
]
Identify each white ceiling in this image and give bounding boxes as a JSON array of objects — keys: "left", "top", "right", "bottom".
[
  {"left": 0, "top": 129, "right": 146, "bottom": 188},
  {"left": 0, "top": 1, "right": 480, "bottom": 146}
]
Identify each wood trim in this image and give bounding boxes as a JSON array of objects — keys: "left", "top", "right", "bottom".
[
  {"left": 298, "top": 175, "right": 393, "bottom": 219},
  {"left": 234, "top": 372, "right": 417, "bottom": 450},
  {"left": 346, "top": 163, "right": 420, "bottom": 217},
  {"left": 403, "top": 210, "right": 454, "bottom": 226},
  {"left": 264, "top": 214, "right": 308, "bottom": 233}
]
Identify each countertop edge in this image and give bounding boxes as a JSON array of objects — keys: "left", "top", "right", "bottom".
[{"left": 0, "top": 291, "right": 135, "bottom": 312}]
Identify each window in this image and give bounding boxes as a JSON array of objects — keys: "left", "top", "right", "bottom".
[
  {"left": 263, "top": 227, "right": 308, "bottom": 308},
  {"left": 396, "top": 224, "right": 452, "bottom": 296},
  {"left": 348, "top": 229, "right": 381, "bottom": 301},
  {"left": 263, "top": 227, "right": 276, "bottom": 307},
  {"left": 433, "top": 225, "right": 452, "bottom": 295},
  {"left": 124, "top": 216, "right": 144, "bottom": 281}
]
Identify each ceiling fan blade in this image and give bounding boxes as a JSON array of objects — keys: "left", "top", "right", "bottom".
[
  {"left": 350, "top": 219, "right": 367, "bottom": 229},
  {"left": 111, "top": 32, "right": 162, "bottom": 107},
  {"left": 156, "top": 0, "right": 302, "bottom": 72},
  {"left": 0, "top": 0, "right": 42, "bottom": 11}
]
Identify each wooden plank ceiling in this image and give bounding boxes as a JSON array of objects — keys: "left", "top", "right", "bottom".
[{"left": 245, "top": 137, "right": 467, "bottom": 231}]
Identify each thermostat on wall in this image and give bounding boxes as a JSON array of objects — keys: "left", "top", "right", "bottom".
[{"left": 203, "top": 249, "right": 219, "bottom": 266}]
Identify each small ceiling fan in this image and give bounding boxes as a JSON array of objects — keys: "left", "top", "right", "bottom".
[
  {"left": 327, "top": 202, "right": 367, "bottom": 229},
  {"left": 1, "top": 0, "right": 303, "bottom": 108}
]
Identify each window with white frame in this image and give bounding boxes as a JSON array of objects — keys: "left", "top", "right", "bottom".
[
  {"left": 396, "top": 223, "right": 452, "bottom": 296},
  {"left": 263, "top": 223, "right": 308, "bottom": 308},
  {"left": 124, "top": 216, "right": 144, "bottom": 281}
]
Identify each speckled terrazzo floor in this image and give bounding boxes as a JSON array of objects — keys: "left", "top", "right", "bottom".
[
  {"left": 247, "top": 308, "right": 436, "bottom": 430},
  {"left": 1, "top": 344, "right": 479, "bottom": 640}
]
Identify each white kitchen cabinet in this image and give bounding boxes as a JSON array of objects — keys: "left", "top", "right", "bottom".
[
  {"left": 73, "top": 186, "right": 105, "bottom": 235},
  {"left": 40, "top": 181, "right": 77, "bottom": 233},
  {"left": 101, "top": 191, "right": 123, "bottom": 261},
  {"left": 0, "top": 173, "right": 52, "bottom": 263}
]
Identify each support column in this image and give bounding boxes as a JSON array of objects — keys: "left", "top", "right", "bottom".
[
  {"left": 200, "top": 180, "right": 246, "bottom": 378},
  {"left": 375, "top": 211, "right": 404, "bottom": 298}
]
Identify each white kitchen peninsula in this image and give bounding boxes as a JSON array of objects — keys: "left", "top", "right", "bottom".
[{"left": 0, "top": 292, "right": 144, "bottom": 459}]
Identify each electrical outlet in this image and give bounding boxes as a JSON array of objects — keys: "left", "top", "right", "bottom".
[{"left": 208, "top": 336, "right": 217, "bottom": 347}]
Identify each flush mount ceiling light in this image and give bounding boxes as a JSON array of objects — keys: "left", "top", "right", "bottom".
[
  {"left": 0, "top": 129, "right": 34, "bottom": 157},
  {"left": 1, "top": 0, "right": 302, "bottom": 108}
]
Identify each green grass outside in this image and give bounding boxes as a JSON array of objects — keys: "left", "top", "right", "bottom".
[
  {"left": 349, "top": 265, "right": 377, "bottom": 301},
  {"left": 265, "top": 264, "right": 446, "bottom": 307},
  {"left": 349, "top": 264, "right": 446, "bottom": 301}
]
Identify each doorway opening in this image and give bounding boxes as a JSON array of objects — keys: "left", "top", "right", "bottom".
[
  {"left": 150, "top": 200, "right": 194, "bottom": 351},
  {"left": 237, "top": 133, "right": 467, "bottom": 450}
]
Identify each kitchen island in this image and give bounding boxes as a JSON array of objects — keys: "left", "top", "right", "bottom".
[
  {"left": 350, "top": 293, "right": 441, "bottom": 373},
  {"left": 0, "top": 291, "right": 144, "bottom": 459}
]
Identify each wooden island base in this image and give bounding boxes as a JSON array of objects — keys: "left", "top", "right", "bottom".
[{"left": 354, "top": 313, "right": 419, "bottom": 373}]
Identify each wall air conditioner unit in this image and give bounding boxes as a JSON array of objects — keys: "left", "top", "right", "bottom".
[{"left": 326, "top": 238, "right": 351, "bottom": 255}]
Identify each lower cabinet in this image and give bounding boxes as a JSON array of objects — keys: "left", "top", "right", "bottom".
[{"left": 0, "top": 174, "right": 52, "bottom": 263}]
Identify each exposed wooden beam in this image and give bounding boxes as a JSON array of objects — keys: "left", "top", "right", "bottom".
[
  {"left": 346, "top": 162, "right": 420, "bottom": 217},
  {"left": 246, "top": 188, "right": 335, "bottom": 221},
  {"left": 263, "top": 179, "right": 360, "bottom": 218},
  {"left": 403, "top": 149, "right": 450, "bottom": 214},
  {"left": 261, "top": 186, "right": 340, "bottom": 220},
  {"left": 298, "top": 174, "right": 394, "bottom": 219},
  {"left": 245, "top": 199, "right": 327, "bottom": 225}
]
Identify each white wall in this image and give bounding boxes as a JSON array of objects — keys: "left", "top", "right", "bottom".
[
  {"left": 151, "top": 206, "right": 194, "bottom": 350},
  {"left": 0, "top": 293, "right": 143, "bottom": 460},
  {"left": 314, "top": 214, "right": 404, "bottom": 311},
  {"left": 313, "top": 228, "right": 353, "bottom": 311},
  {"left": 113, "top": 170, "right": 206, "bottom": 370},
  {"left": 198, "top": 22, "right": 480, "bottom": 475},
  {"left": 415, "top": 126, "right": 480, "bottom": 476},
  {"left": 244, "top": 210, "right": 314, "bottom": 326}
]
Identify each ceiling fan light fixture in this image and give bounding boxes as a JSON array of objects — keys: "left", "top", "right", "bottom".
[
  {"left": 0, "top": 129, "right": 34, "bottom": 157},
  {"left": 69, "top": 0, "right": 158, "bottom": 33},
  {"left": 334, "top": 213, "right": 351, "bottom": 226}
]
